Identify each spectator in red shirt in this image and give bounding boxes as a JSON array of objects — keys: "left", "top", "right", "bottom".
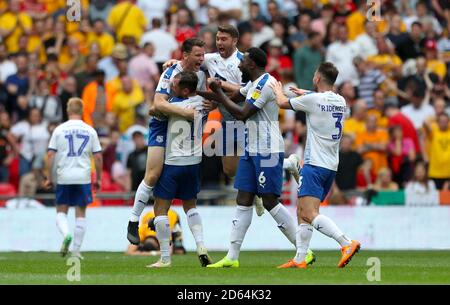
[
  {"left": 387, "top": 125, "right": 416, "bottom": 187},
  {"left": 170, "top": 8, "right": 197, "bottom": 44},
  {"left": 265, "top": 38, "right": 292, "bottom": 81},
  {"left": 385, "top": 104, "right": 421, "bottom": 154}
]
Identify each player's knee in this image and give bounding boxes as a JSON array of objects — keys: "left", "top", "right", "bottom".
[
  {"left": 223, "top": 165, "right": 236, "bottom": 178},
  {"left": 300, "top": 210, "right": 315, "bottom": 224},
  {"left": 262, "top": 200, "right": 277, "bottom": 211},
  {"left": 236, "top": 191, "right": 254, "bottom": 206}
]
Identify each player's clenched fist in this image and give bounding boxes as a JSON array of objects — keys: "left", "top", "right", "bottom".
[{"left": 207, "top": 78, "right": 222, "bottom": 93}]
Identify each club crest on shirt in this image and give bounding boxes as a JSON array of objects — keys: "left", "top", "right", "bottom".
[{"left": 251, "top": 90, "right": 261, "bottom": 100}]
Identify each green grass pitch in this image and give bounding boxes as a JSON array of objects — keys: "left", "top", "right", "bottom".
[{"left": 1, "top": 251, "right": 449, "bottom": 284}]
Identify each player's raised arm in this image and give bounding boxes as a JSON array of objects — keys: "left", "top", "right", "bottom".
[
  {"left": 270, "top": 81, "right": 292, "bottom": 109},
  {"left": 154, "top": 93, "right": 195, "bottom": 121},
  {"left": 197, "top": 79, "right": 245, "bottom": 104}
]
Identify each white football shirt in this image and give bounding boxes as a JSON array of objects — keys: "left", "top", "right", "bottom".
[
  {"left": 204, "top": 49, "right": 244, "bottom": 122},
  {"left": 239, "top": 73, "right": 284, "bottom": 155},
  {"left": 289, "top": 91, "right": 347, "bottom": 171},
  {"left": 154, "top": 61, "right": 206, "bottom": 121},
  {"left": 48, "top": 120, "right": 102, "bottom": 184},
  {"left": 164, "top": 96, "right": 208, "bottom": 166}
]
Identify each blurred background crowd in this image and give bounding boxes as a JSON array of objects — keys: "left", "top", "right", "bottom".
[{"left": 0, "top": 0, "right": 449, "bottom": 207}]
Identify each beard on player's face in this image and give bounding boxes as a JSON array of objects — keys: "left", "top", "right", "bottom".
[{"left": 241, "top": 68, "right": 251, "bottom": 83}]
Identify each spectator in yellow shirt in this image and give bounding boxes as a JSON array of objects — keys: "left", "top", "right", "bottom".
[
  {"left": 367, "top": 37, "right": 403, "bottom": 78},
  {"left": 366, "top": 89, "right": 389, "bottom": 129},
  {"left": 107, "top": 0, "right": 148, "bottom": 44},
  {"left": 346, "top": 1, "right": 366, "bottom": 41},
  {"left": 112, "top": 76, "right": 144, "bottom": 133},
  {"left": 424, "top": 113, "right": 450, "bottom": 190},
  {"left": 355, "top": 115, "right": 389, "bottom": 175},
  {"left": 87, "top": 19, "right": 115, "bottom": 58},
  {"left": 125, "top": 209, "right": 186, "bottom": 256},
  {"left": 424, "top": 39, "right": 447, "bottom": 81},
  {"left": 343, "top": 99, "right": 368, "bottom": 140},
  {"left": 0, "top": 0, "right": 32, "bottom": 53}
]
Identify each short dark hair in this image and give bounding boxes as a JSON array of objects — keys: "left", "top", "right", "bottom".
[
  {"left": 416, "top": 0, "right": 427, "bottom": 8},
  {"left": 247, "top": 47, "right": 267, "bottom": 68},
  {"left": 317, "top": 62, "right": 339, "bottom": 85},
  {"left": 411, "top": 21, "right": 423, "bottom": 28},
  {"left": 47, "top": 53, "right": 58, "bottom": 62},
  {"left": 152, "top": 18, "right": 162, "bottom": 28},
  {"left": 217, "top": 24, "right": 239, "bottom": 39},
  {"left": 176, "top": 71, "right": 198, "bottom": 93},
  {"left": 132, "top": 131, "right": 144, "bottom": 139},
  {"left": 92, "top": 18, "right": 104, "bottom": 25},
  {"left": 181, "top": 38, "right": 206, "bottom": 53},
  {"left": 308, "top": 31, "right": 321, "bottom": 40},
  {"left": 94, "top": 69, "right": 106, "bottom": 77}
]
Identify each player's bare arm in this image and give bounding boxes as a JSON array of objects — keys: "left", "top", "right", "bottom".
[
  {"left": 93, "top": 151, "right": 103, "bottom": 191},
  {"left": 270, "top": 81, "right": 292, "bottom": 109},
  {"left": 197, "top": 79, "right": 245, "bottom": 103},
  {"left": 220, "top": 80, "right": 241, "bottom": 93},
  {"left": 205, "top": 79, "right": 257, "bottom": 121},
  {"left": 43, "top": 150, "right": 56, "bottom": 190},
  {"left": 154, "top": 93, "right": 195, "bottom": 121}
]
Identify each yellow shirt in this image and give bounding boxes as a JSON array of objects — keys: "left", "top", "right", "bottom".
[
  {"left": 343, "top": 118, "right": 366, "bottom": 138},
  {"left": 139, "top": 210, "right": 179, "bottom": 242},
  {"left": 367, "top": 54, "right": 402, "bottom": 75},
  {"left": 87, "top": 32, "right": 115, "bottom": 58},
  {"left": 346, "top": 11, "right": 366, "bottom": 41},
  {"left": 42, "top": 0, "right": 64, "bottom": 14},
  {"left": 27, "top": 35, "right": 47, "bottom": 63},
  {"left": 107, "top": 2, "right": 147, "bottom": 43},
  {"left": 427, "top": 59, "right": 447, "bottom": 80},
  {"left": 0, "top": 12, "right": 32, "bottom": 53},
  {"left": 355, "top": 129, "right": 389, "bottom": 174},
  {"left": 367, "top": 109, "right": 388, "bottom": 129},
  {"left": 376, "top": 19, "right": 407, "bottom": 35},
  {"left": 112, "top": 85, "right": 144, "bottom": 132},
  {"left": 428, "top": 124, "right": 450, "bottom": 178}
]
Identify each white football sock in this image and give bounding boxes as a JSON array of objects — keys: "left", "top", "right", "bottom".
[
  {"left": 282, "top": 158, "right": 292, "bottom": 170},
  {"left": 56, "top": 212, "right": 69, "bottom": 238},
  {"left": 269, "top": 203, "right": 296, "bottom": 246},
  {"left": 294, "top": 223, "right": 314, "bottom": 263},
  {"left": 227, "top": 205, "right": 253, "bottom": 261},
  {"left": 154, "top": 215, "right": 171, "bottom": 263},
  {"left": 186, "top": 208, "right": 205, "bottom": 250},
  {"left": 129, "top": 181, "right": 153, "bottom": 222},
  {"left": 312, "top": 214, "right": 351, "bottom": 247},
  {"left": 72, "top": 218, "right": 86, "bottom": 252}
]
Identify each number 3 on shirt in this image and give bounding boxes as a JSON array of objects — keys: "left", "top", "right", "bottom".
[{"left": 331, "top": 112, "right": 343, "bottom": 140}]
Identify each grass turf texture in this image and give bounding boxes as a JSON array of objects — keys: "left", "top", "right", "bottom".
[{"left": 0, "top": 251, "right": 449, "bottom": 284}]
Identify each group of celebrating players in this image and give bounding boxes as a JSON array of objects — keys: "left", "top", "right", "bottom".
[{"left": 46, "top": 24, "right": 361, "bottom": 269}]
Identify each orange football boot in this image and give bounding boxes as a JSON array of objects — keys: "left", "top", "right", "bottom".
[
  {"left": 337, "top": 240, "right": 361, "bottom": 268},
  {"left": 277, "top": 259, "right": 307, "bottom": 269}
]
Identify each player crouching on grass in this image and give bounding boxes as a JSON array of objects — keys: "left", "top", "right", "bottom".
[
  {"left": 125, "top": 209, "right": 186, "bottom": 256},
  {"left": 148, "top": 71, "right": 212, "bottom": 268},
  {"left": 271, "top": 62, "right": 361, "bottom": 269},
  {"left": 44, "top": 98, "right": 103, "bottom": 259}
]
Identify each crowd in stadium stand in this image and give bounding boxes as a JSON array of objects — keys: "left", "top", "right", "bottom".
[{"left": 0, "top": 0, "right": 449, "bottom": 206}]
